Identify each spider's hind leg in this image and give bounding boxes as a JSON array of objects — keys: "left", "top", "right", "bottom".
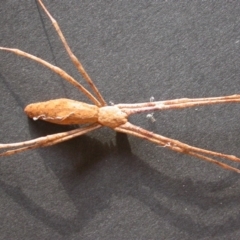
[
  {"left": 0, "top": 124, "right": 101, "bottom": 156},
  {"left": 38, "top": 0, "right": 107, "bottom": 106}
]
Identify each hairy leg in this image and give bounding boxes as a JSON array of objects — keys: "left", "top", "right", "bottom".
[
  {"left": 0, "top": 47, "right": 100, "bottom": 106},
  {"left": 117, "top": 94, "right": 240, "bottom": 115},
  {"left": 38, "top": 0, "right": 106, "bottom": 106},
  {"left": 0, "top": 124, "right": 101, "bottom": 156},
  {"left": 116, "top": 122, "right": 240, "bottom": 173}
]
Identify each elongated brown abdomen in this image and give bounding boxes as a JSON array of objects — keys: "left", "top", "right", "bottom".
[{"left": 24, "top": 98, "right": 99, "bottom": 125}]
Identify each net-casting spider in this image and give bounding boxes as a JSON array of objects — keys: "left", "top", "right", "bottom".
[{"left": 1, "top": 0, "right": 240, "bottom": 173}]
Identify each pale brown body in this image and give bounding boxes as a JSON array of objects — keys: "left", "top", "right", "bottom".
[
  {"left": 25, "top": 99, "right": 128, "bottom": 128},
  {"left": 1, "top": 0, "right": 240, "bottom": 174}
]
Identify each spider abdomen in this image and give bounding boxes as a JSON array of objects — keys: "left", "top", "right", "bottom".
[{"left": 24, "top": 98, "right": 99, "bottom": 125}]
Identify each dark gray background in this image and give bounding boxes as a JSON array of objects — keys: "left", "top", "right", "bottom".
[{"left": 1, "top": 1, "right": 240, "bottom": 239}]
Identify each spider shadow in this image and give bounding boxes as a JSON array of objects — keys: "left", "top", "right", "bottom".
[{"left": 1, "top": 118, "right": 240, "bottom": 238}]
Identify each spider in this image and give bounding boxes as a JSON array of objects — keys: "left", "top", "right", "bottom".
[{"left": 1, "top": 0, "right": 240, "bottom": 173}]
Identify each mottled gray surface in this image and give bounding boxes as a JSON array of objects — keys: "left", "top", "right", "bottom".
[{"left": 1, "top": 1, "right": 240, "bottom": 239}]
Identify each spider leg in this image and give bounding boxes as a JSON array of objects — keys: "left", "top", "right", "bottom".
[
  {"left": 117, "top": 94, "right": 240, "bottom": 115},
  {"left": 38, "top": 0, "right": 106, "bottom": 106},
  {"left": 115, "top": 122, "right": 240, "bottom": 173},
  {"left": 0, "top": 124, "right": 101, "bottom": 156},
  {"left": 0, "top": 47, "right": 101, "bottom": 106}
]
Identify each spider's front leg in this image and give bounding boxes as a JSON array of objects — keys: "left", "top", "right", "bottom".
[{"left": 115, "top": 122, "right": 240, "bottom": 174}]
